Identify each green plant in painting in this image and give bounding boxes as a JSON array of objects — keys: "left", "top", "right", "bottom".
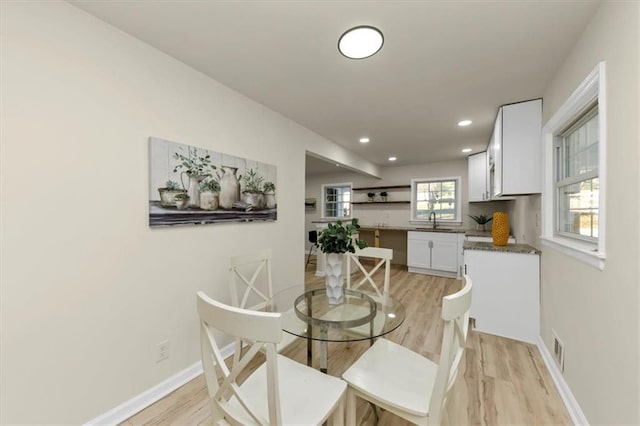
[
  {"left": 242, "top": 168, "right": 265, "bottom": 193},
  {"left": 174, "top": 193, "right": 190, "bottom": 201},
  {"left": 318, "top": 218, "right": 368, "bottom": 254},
  {"left": 200, "top": 179, "right": 221, "bottom": 193},
  {"left": 173, "top": 147, "right": 215, "bottom": 177},
  {"left": 263, "top": 181, "right": 276, "bottom": 194},
  {"left": 164, "top": 180, "right": 181, "bottom": 190}
]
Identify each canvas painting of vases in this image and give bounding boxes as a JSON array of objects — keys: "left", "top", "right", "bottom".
[{"left": 149, "top": 137, "right": 277, "bottom": 227}]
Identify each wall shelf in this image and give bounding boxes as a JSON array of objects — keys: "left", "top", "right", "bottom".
[
  {"left": 353, "top": 185, "right": 411, "bottom": 191},
  {"left": 352, "top": 201, "right": 410, "bottom": 205}
]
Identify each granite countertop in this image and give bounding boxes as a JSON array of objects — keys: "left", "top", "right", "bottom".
[
  {"left": 463, "top": 241, "right": 541, "bottom": 255},
  {"left": 359, "top": 225, "right": 467, "bottom": 233}
]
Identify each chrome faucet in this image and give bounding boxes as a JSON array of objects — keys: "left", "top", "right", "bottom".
[{"left": 429, "top": 212, "right": 437, "bottom": 230}]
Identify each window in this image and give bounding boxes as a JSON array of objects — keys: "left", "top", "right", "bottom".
[
  {"left": 556, "top": 106, "right": 599, "bottom": 241},
  {"left": 542, "top": 62, "right": 606, "bottom": 269},
  {"left": 321, "top": 183, "right": 352, "bottom": 219},
  {"left": 410, "top": 177, "right": 461, "bottom": 223}
]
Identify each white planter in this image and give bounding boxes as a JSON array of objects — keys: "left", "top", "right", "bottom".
[
  {"left": 264, "top": 193, "right": 276, "bottom": 209},
  {"left": 200, "top": 192, "right": 219, "bottom": 210},
  {"left": 325, "top": 253, "right": 344, "bottom": 304}
]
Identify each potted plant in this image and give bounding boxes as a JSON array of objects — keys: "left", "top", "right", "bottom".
[
  {"left": 263, "top": 181, "right": 276, "bottom": 209},
  {"left": 469, "top": 213, "right": 493, "bottom": 231},
  {"left": 367, "top": 192, "right": 375, "bottom": 202},
  {"left": 174, "top": 192, "right": 190, "bottom": 210},
  {"left": 173, "top": 147, "right": 215, "bottom": 208},
  {"left": 380, "top": 191, "right": 388, "bottom": 202},
  {"left": 199, "top": 179, "right": 221, "bottom": 210},
  {"left": 241, "top": 168, "right": 265, "bottom": 208},
  {"left": 157, "top": 180, "right": 187, "bottom": 207},
  {"left": 318, "top": 219, "right": 368, "bottom": 304}
]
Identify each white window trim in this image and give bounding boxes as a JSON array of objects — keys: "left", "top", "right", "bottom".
[
  {"left": 320, "top": 182, "right": 352, "bottom": 220},
  {"left": 541, "top": 62, "right": 606, "bottom": 270},
  {"left": 410, "top": 176, "right": 462, "bottom": 224}
]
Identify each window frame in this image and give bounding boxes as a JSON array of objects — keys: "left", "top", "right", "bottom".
[
  {"left": 410, "top": 176, "right": 462, "bottom": 224},
  {"left": 320, "top": 182, "right": 352, "bottom": 220},
  {"left": 541, "top": 62, "right": 606, "bottom": 270}
]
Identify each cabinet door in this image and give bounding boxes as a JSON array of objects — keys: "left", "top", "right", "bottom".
[
  {"left": 468, "top": 152, "right": 487, "bottom": 202},
  {"left": 492, "top": 109, "right": 503, "bottom": 197},
  {"left": 407, "top": 238, "right": 430, "bottom": 269},
  {"left": 430, "top": 235, "right": 459, "bottom": 272}
]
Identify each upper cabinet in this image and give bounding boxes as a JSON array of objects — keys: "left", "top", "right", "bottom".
[
  {"left": 468, "top": 152, "right": 488, "bottom": 202},
  {"left": 491, "top": 99, "right": 542, "bottom": 197}
]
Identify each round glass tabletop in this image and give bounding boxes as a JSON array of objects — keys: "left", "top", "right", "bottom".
[{"left": 266, "top": 285, "right": 406, "bottom": 343}]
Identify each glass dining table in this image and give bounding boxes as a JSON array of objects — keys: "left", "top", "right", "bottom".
[{"left": 266, "top": 286, "right": 406, "bottom": 373}]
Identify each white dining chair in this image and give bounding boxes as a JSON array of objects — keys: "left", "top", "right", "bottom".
[
  {"left": 342, "top": 275, "right": 473, "bottom": 426},
  {"left": 229, "top": 250, "right": 304, "bottom": 363},
  {"left": 197, "top": 291, "right": 346, "bottom": 425},
  {"left": 321, "top": 247, "right": 393, "bottom": 338}
]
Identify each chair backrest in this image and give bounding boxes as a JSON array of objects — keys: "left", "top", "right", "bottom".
[
  {"left": 197, "top": 291, "right": 284, "bottom": 425},
  {"left": 429, "top": 274, "right": 472, "bottom": 425},
  {"left": 346, "top": 246, "right": 393, "bottom": 298},
  {"left": 229, "top": 249, "right": 273, "bottom": 311}
]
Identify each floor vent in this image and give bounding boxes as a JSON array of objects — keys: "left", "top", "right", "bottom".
[{"left": 551, "top": 329, "right": 565, "bottom": 372}]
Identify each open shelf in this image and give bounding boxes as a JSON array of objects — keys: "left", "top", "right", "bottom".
[
  {"left": 353, "top": 185, "right": 410, "bottom": 191},
  {"left": 352, "top": 201, "right": 410, "bottom": 205}
]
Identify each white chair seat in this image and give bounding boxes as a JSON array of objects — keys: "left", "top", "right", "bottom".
[
  {"left": 225, "top": 354, "right": 346, "bottom": 425},
  {"left": 342, "top": 338, "right": 437, "bottom": 417}
]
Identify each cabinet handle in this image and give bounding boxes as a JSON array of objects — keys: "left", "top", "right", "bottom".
[
  {"left": 464, "top": 264, "right": 467, "bottom": 274},
  {"left": 428, "top": 240, "right": 434, "bottom": 249}
]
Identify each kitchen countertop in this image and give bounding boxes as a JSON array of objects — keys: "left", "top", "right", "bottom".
[
  {"left": 463, "top": 241, "right": 541, "bottom": 255},
  {"left": 359, "top": 225, "right": 466, "bottom": 233}
]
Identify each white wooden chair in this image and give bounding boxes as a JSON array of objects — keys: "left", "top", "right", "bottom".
[
  {"left": 197, "top": 291, "right": 346, "bottom": 425},
  {"left": 342, "top": 275, "right": 473, "bottom": 426},
  {"left": 321, "top": 247, "right": 393, "bottom": 338},
  {"left": 229, "top": 250, "right": 302, "bottom": 362}
]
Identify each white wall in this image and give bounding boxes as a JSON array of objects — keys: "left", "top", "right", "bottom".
[
  {"left": 0, "top": 2, "right": 377, "bottom": 423},
  {"left": 536, "top": 2, "right": 639, "bottom": 424}
]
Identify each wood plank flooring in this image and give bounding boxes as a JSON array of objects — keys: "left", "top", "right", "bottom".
[{"left": 121, "top": 265, "right": 571, "bottom": 425}]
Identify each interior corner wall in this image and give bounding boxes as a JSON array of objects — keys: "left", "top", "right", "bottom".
[
  {"left": 539, "top": 2, "right": 639, "bottom": 424},
  {"left": 0, "top": 2, "right": 374, "bottom": 423}
]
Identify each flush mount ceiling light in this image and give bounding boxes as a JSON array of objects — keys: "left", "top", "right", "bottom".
[
  {"left": 338, "top": 26, "right": 384, "bottom": 59},
  {"left": 458, "top": 120, "right": 472, "bottom": 127},
  {"left": 359, "top": 137, "right": 370, "bottom": 143},
  {"left": 462, "top": 148, "right": 472, "bottom": 153},
  {"left": 388, "top": 156, "right": 397, "bottom": 162}
]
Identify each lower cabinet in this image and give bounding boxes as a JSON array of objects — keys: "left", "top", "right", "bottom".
[
  {"left": 407, "top": 232, "right": 463, "bottom": 278},
  {"left": 464, "top": 248, "right": 540, "bottom": 344}
]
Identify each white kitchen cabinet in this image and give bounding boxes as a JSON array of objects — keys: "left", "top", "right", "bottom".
[
  {"left": 468, "top": 152, "right": 489, "bottom": 202},
  {"left": 407, "top": 231, "right": 463, "bottom": 278},
  {"left": 491, "top": 99, "right": 542, "bottom": 197},
  {"left": 464, "top": 248, "right": 540, "bottom": 344}
]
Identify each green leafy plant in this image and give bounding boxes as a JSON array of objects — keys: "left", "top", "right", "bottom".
[
  {"left": 469, "top": 214, "right": 493, "bottom": 225},
  {"left": 200, "top": 179, "right": 221, "bottom": 193},
  {"left": 173, "top": 147, "right": 215, "bottom": 177},
  {"left": 174, "top": 193, "right": 190, "bottom": 201},
  {"left": 318, "top": 218, "right": 368, "bottom": 254},
  {"left": 263, "top": 181, "right": 276, "bottom": 193},
  {"left": 242, "top": 168, "right": 264, "bottom": 193},
  {"left": 164, "top": 180, "right": 180, "bottom": 190}
]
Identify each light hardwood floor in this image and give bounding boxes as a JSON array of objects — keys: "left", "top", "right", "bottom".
[{"left": 121, "top": 265, "right": 571, "bottom": 425}]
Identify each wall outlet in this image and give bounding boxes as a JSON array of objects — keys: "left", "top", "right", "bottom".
[
  {"left": 551, "top": 330, "right": 565, "bottom": 372},
  {"left": 156, "top": 340, "right": 170, "bottom": 362}
]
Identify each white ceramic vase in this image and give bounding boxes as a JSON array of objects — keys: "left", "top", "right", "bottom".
[
  {"left": 200, "top": 192, "right": 219, "bottom": 210},
  {"left": 219, "top": 166, "right": 241, "bottom": 210},
  {"left": 325, "top": 253, "right": 344, "bottom": 304}
]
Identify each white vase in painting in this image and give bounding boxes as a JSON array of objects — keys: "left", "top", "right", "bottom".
[
  {"left": 325, "top": 253, "right": 344, "bottom": 304},
  {"left": 200, "top": 192, "right": 219, "bottom": 210},
  {"left": 219, "top": 166, "right": 240, "bottom": 209},
  {"left": 264, "top": 193, "right": 276, "bottom": 209}
]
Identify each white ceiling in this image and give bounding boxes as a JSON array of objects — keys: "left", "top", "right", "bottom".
[{"left": 71, "top": 0, "right": 598, "bottom": 172}]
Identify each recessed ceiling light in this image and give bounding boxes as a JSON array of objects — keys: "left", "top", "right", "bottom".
[
  {"left": 462, "top": 148, "right": 472, "bottom": 153},
  {"left": 338, "top": 26, "right": 384, "bottom": 59},
  {"left": 458, "top": 120, "right": 472, "bottom": 127},
  {"left": 335, "top": 164, "right": 340, "bottom": 167},
  {"left": 359, "top": 137, "right": 370, "bottom": 143},
  {"left": 388, "top": 156, "right": 397, "bottom": 161}
]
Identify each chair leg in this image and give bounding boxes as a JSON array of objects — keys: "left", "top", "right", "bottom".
[
  {"left": 330, "top": 393, "right": 345, "bottom": 426},
  {"left": 346, "top": 388, "right": 356, "bottom": 426},
  {"left": 305, "top": 245, "right": 314, "bottom": 268}
]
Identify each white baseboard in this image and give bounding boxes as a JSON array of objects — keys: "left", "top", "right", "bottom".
[
  {"left": 85, "top": 342, "right": 235, "bottom": 425},
  {"left": 537, "top": 337, "right": 589, "bottom": 425}
]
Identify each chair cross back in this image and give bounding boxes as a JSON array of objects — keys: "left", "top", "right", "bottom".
[
  {"left": 229, "top": 249, "right": 273, "bottom": 311},
  {"left": 197, "top": 291, "right": 283, "bottom": 425},
  {"left": 346, "top": 247, "right": 392, "bottom": 298}
]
